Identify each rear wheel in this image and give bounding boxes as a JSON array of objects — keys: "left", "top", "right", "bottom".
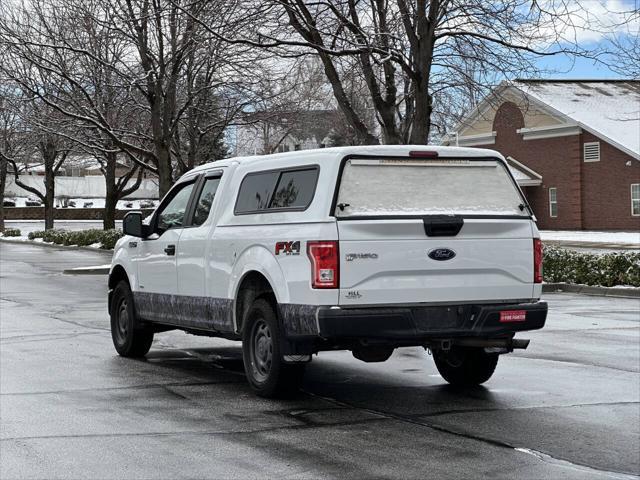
[
  {"left": 432, "top": 346, "right": 498, "bottom": 386},
  {"left": 242, "top": 298, "right": 305, "bottom": 398},
  {"left": 110, "top": 281, "right": 154, "bottom": 357}
]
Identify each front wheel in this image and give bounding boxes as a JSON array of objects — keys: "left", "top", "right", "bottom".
[
  {"left": 110, "top": 281, "right": 154, "bottom": 357},
  {"left": 242, "top": 298, "right": 305, "bottom": 398},
  {"left": 432, "top": 346, "right": 498, "bottom": 386}
]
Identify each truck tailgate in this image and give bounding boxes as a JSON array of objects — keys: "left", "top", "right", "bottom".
[{"left": 338, "top": 218, "right": 535, "bottom": 305}]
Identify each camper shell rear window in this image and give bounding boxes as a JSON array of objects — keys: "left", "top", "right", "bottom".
[{"left": 334, "top": 157, "right": 528, "bottom": 218}]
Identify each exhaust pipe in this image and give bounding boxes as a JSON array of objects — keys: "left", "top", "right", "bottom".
[{"left": 511, "top": 339, "right": 530, "bottom": 349}]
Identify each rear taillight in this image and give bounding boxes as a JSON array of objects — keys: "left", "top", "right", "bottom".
[
  {"left": 307, "top": 241, "right": 339, "bottom": 289},
  {"left": 533, "top": 238, "right": 543, "bottom": 283}
]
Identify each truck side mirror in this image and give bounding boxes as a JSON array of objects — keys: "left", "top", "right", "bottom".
[{"left": 123, "top": 211, "right": 144, "bottom": 238}]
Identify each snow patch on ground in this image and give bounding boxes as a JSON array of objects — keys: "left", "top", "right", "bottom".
[
  {"left": 4, "top": 197, "right": 158, "bottom": 209},
  {"left": 540, "top": 230, "right": 640, "bottom": 246}
]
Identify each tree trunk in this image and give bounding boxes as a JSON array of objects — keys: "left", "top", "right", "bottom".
[
  {"left": 410, "top": 87, "right": 431, "bottom": 144},
  {"left": 408, "top": 0, "right": 436, "bottom": 145},
  {"left": 149, "top": 89, "right": 174, "bottom": 198},
  {"left": 318, "top": 54, "right": 379, "bottom": 146},
  {"left": 44, "top": 169, "right": 55, "bottom": 230},
  {"left": 104, "top": 193, "right": 117, "bottom": 230},
  {"left": 380, "top": 103, "right": 403, "bottom": 145},
  {"left": 0, "top": 159, "right": 7, "bottom": 232},
  {"left": 156, "top": 143, "right": 173, "bottom": 198},
  {"left": 103, "top": 159, "right": 117, "bottom": 230}
]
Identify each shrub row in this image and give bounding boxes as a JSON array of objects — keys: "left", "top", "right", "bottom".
[
  {"left": 1, "top": 228, "right": 21, "bottom": 237},
  {"left": 543, "top": 245, "right": 640, "bottom": 287},
  {"left": 28, "top": 228, "right": 123, "bottom": 250}
]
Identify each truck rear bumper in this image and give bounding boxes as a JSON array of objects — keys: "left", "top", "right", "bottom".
[{"left": 314, "top": 301, "right": 547, "bottom": 340}]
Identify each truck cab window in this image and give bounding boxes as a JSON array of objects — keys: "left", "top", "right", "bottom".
[
  {"left": 157, "top": 182, "right": 195, "bottom": 230},
  {"left": 192, "top": 177, "right": 221, "bottom": 226}
]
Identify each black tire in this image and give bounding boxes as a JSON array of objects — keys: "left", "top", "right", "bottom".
[
  {"left": 110, "top": 280, "right": 154, "bottom": 357},
  {"left": 242, "top": 298, "right": 305, "bottom": 398},
  {"left": 432, "top": 346, "right": 499, "bottom": 386}
]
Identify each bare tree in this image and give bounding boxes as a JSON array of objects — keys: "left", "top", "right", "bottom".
[
  {"left": 605, "top": 29, "right": 640, "bottom": 78},
  {"left": 0, "top": 0, "right": 252, "bottom": 201},
  {"left": 0, "top": 88, "right": 26, "bottom": 232},
  {"left": 51, "top": 1, "right": 148, "bottom": 229},
  {"left": 1, "top": 85, "right": 70, "bottom": 231},
  {"left": 234, "top": 58, "right": 347, "bottom": 154},
  {"left": 215, "top": 0, "right": 609, "bottom": 144},
  {"left": 0, "top": 0, "right": 149, "bottom": 228},
  {"left": 3, "top": 100, "right": 71, "bottom": 230},
  {"left": 109, "top": 0, "right": 258, "bottom": 193},
  {"left": 173, "top": 35, "right": 237, "bottom": 175}
]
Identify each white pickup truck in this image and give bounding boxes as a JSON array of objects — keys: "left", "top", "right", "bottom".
[{"left": 109, "top": 145, "right": 547, "bottom": 397}]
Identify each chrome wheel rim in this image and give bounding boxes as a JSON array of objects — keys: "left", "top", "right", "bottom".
[{"left": 250, "top": 319, "right": 273, "bottom": 383}]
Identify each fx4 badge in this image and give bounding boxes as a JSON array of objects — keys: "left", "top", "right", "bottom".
[
  {"left": 428, "top": 248, "right": 456, "bottom": 261},
  {"left": 345, "top": 253, "right": 379, "bottom": 262},
  {"left": 275, "top": 241, "right": 301, "bottom": 256}
]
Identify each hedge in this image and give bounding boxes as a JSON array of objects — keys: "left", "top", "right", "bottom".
[
  {"left": 543, "top": 245, "right": 639, "bottom": 287},
  {"left": 1, "top": 228, "right": 21, "bottom": 237},
  {"left": 28, "top": 228, "right": 123, "bottom": 250}
]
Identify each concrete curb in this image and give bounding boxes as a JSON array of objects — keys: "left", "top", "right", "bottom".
[
  {"left": 543, "top": 283, "right": 640, "bottom": 298},
  {"left": 0, "top": 237, "right": 113, "bottom": 255}
]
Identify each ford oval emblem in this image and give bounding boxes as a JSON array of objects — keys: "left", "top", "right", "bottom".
[{"left": 428, "top": 248, "right": 456, "bottom": 261}]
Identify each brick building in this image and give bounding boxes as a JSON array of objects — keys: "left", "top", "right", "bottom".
[{"left": 444, "top": 80, "right": 640, "bottom": 231}]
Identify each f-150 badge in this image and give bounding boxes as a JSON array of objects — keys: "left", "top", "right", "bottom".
[
  {"left": 345, "top": 253, "right": 378, "bottom": 261},
  {"left": 275, "top": 241, "right": 301, "bottom": 255}
]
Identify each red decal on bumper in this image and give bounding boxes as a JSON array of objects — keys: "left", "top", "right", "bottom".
[{"left": 500, "top": 310, "right": 527, "bottom": 323}]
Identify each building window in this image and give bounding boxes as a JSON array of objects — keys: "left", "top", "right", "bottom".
[
  {"left": 549, "top": 187, "right": 558, "bottom": 218},
  {"left": 583, "top": 142, "right": 600, "bottom": 162},
  {"left": 632, "top": 184, "right": 640, "bottom": 216},
  {"left": 65, "top": 167, "right": 84, "bottom": 177}
]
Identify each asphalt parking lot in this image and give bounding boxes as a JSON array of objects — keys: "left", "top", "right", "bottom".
[{"left": 1, "top": 242, "right": 638, "bottom": 479}]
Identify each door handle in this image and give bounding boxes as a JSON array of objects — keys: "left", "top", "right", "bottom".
[{"left": 164, "top": 244, "right": 176, "bottom": 256}]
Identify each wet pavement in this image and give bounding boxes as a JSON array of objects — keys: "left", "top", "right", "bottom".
[{"left": 1, "top": 242, "right": 639, "bottom": 479}]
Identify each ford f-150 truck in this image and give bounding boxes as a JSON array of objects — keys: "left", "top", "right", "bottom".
[{"left": 109, "top": 145, "right": 547, "bottom": 397}]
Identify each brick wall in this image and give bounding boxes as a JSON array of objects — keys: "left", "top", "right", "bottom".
[
  {"left": 3, "top": 207, "right": 154, "bottom": 221},
  {"left": 483, "top": 101, "right": 639, "bottom": 231},
  {"left": 580, "top": 131, "right": 640, "bottom": 230}
]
